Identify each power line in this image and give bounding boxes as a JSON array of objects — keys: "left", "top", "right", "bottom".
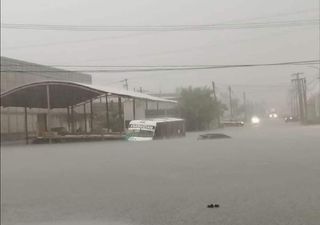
[
  {"left": 60, "top": 27, "right": 314, "bottom": 64},
  {"left": 3, "top": 60, "right": 319, "bottom": 69},
  {"left": 3, "top": 32, "right": 152, "bottom": 50},
  {"left": 2, "top": 60, "right": 319, "bottom": 73},
  {"left": 3, "top": 9, "right": 317, "bottom": 51},
  {"left": 2, "top": 26, "right": 301, "bottom": 57},
  {"left": 2, "top": 19, "right": 318, "bottom": 32},
  {"left": 218, "top": 83, "right": 289, "bottom": 88}
]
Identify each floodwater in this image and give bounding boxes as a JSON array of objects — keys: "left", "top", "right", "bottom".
[{"left": 1, "top": 120, "right": 320, "bottom": 225}]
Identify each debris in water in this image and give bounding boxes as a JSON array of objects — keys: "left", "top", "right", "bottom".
[{"left": 207, "top": 204, "right": 220, "bottom": 208}]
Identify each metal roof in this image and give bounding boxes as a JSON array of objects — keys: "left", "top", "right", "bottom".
[
  {"left": 0, "top": 80, "right": 177, "bottom": 109},
  {"left": 148, "top": 117, "right": 184, "bottom": 123},
  {"left": 1, "top": 56, "right": 92, "bottom": 85}
]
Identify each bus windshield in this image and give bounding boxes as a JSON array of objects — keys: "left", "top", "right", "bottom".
[{"left": 127, "top": 129, "right": 154, "bottom": 138}]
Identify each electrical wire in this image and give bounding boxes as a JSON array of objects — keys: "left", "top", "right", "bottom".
[
  {"left": 3, "top": 60, "right": 319, "bottom": 68},
  {"left": 3, "top": 9, "right": 318, "bottom": 51},
  {"left": 2, "top": 32, "right": 152, "bottom": 50},
  {"left": 2, "top": 60, "right": 319, "bottom": 73},
  {"left": 2, "top": 19, "right": 318, "bottom": 32}
]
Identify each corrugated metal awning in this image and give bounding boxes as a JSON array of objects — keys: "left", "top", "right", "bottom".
[{"left": 0, "top": 80, "right": 177, "bottom": 108}]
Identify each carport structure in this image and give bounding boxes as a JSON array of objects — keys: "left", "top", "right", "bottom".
[{"left": 0, "top": 80, "right": 176, "bottom": 143}]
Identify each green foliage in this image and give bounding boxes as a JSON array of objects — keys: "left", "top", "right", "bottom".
[{"left": 177, "top": 86, "right": 226, "bottom": 131}]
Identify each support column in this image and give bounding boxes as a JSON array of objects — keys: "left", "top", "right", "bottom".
[
  {"left": 105, "top": 94, "right": 109, "bottom": 131},
  {"left": 24, "top": 106, "right": 29, "bottom": 144},
  {"left": 83, "top": 103, "right": 87, "bottom": 133},
  {"left": 67, "top": 106, "right": 70, "bottom": 132},
  {"left": 145, "top": 100, "right": 148, "bottom": 118},
  {"left": 71, "top": 105, "right": 74, "bottom": 134},
  {"left": 90, "top": 99, "right": 93, "bottom": 132},
  {"left": 118, "top": 97, "right": 123, "bottom": 132},
  {"left": 133, "top": 98, "right": 136, "bottom": 120},
  {"left": 46, "top": 85, "right": 52, "bottom": 143}
]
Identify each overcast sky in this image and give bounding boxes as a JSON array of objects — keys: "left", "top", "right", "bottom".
[{"left": 1, "top": 0, "right": 319, "bottom": 112}]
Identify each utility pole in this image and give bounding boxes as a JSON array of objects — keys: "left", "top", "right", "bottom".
[
  {"left": 290, "top": 88, "right": 297, "bottom": 117},
  {"left": 291, "top": 88, "right": 297, "bottom": 117},
  {"left": 228, "top": 86, "right": 233, "bottom": 120},
  {"left": 211, "top": 81, "right": 220, "bottom": 127},
  {"left": 212, "top": 81, "right": 217, "bottom": 100},
  {"left": 243, "top": 92, "right": 247, "bottom": 122},
  {"left": 122, "top": 78, "right": 128, "bottom": 90},
  {"left": 302, "top": 78, "right": 308, "bottom": 120},
  {"left": 291, "top": 72, "right": 305, "bottom": 122}
]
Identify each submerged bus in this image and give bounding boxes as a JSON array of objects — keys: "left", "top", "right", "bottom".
[{"left": 126, "top": 118, "right": 186, "bottom": 141}]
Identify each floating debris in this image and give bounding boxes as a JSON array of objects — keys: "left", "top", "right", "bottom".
[{"left": 207, "top": 204, "right": 220, "bottom": 208}]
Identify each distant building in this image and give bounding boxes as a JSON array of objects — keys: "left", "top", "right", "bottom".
[
  {"left": 145, "top": 92, "right": 178, "bottom": 118},
  {"left": 1, "top": 56, "right": 92, "bottom": 141}
]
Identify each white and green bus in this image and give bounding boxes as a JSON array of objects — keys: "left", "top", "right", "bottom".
[{"left": 126, "top": 118, "right": 185, "bottom": 141}]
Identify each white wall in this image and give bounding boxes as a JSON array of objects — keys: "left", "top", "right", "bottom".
[{"left": 123, "top": 99, "right": 146, "bottom": 121}]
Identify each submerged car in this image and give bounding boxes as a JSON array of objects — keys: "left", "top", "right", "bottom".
[
  {"left": 269, "top": 113, "right": 278, "bottom": 118},
  {"left": 284, "top": 116, "right": 298, "bottom": 122},
  {"left": 221, "top": 120, "right": 245, "bottom": 127},
  {"left": 251, "top": 116, "right": 261, "bottom": 125}
]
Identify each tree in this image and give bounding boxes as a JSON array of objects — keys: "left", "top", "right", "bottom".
[{"left": 177, "top": 86, "right": 226, "bottom": 131}]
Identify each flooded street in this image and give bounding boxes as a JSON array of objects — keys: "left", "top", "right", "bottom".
[{"left": 2, "top": 121, "right": 320, "bottom": 225}]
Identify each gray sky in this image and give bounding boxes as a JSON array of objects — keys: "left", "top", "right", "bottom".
[{"left": 1, "top": 0, "right": 319, "bottom": 112}]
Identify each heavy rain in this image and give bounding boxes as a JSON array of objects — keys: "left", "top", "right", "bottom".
[{"left": 1, "top": 0, "right": 320, "bottom": 224}]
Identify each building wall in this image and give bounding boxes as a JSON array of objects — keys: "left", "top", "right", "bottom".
[
  {"left": 123, "top": 99, "right": 146, "bottom": 121},
  {"left": 147, "top": 101, "right": 175, "bottom": 110}
]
